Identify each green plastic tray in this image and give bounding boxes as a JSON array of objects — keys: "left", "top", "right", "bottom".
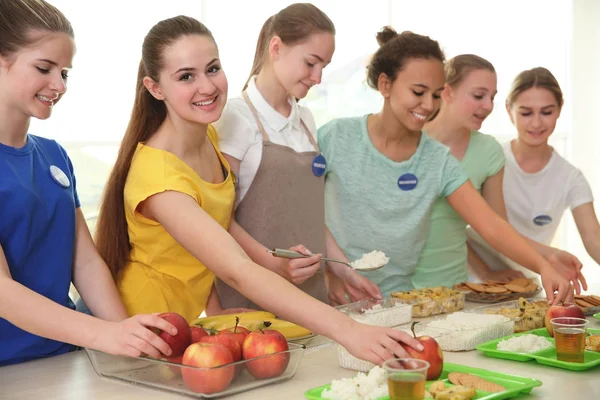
[
  {"left": 594, "top": 313, "right": 600, "bottom": 320},
  {"left": 304, "top": 362, "right": 541, "bottom": 400},
  {"left": 476, "top": 327, "right": 600, "bottom": 371}
]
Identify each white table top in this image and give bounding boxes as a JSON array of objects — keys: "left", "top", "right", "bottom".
[{"left": 2, "top": 303, "right": 600, "bottom": 399}]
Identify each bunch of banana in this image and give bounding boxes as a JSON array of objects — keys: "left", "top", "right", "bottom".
[
  {"left": 191, "top": 311, "right": 312, "bottom": 339},
  {"left": 260, "top": 319, "right": 312, "bottom": 339},
  {"left": 191, "top": 311, "right": 275, "bottom": 331}
]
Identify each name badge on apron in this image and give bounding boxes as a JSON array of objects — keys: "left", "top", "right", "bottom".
[
  {"left": 49, "top": 165, "right": 70, "bottom": 188},
  {"left": 533, "top": 215, "right": 552, "bottom": 226},
  {"left": 398, "top": 173, "right": 418, "bottom": 191},
  {"left": 312, "top": 154, "right": 327, "bottom": 177}
]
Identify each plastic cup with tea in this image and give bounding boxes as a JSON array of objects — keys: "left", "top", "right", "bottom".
[
  {"left": 382, "top": 358, "right": 430, "bottom": 400},
  {"left": 550, "top": 317, "right": 589, "bottom": 363}
]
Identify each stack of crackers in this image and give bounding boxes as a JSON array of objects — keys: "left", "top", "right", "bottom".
[
  {"left": 455, "top": 278, "right": 539, "bottom": 295},
  {"left": 574, "top": 294, "right": 600, "bottom": 310},
  {"left": 427, "top": 373, "right": 505, "bottom": 399}
]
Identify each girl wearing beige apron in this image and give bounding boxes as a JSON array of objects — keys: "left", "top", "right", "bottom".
[
  {"left": 215, "top": 92, "right": 329, "bottom": 309},
  {"left": 212, "top": 3, "right": 381, "bottom": 311}
]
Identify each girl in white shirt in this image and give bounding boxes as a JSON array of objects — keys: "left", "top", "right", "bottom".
[
  {"left": 211, "top": 3, "right": 380, "bottom": 310},
  {"left": 468, "top": 67, "right": 590, "bottom": 286}
]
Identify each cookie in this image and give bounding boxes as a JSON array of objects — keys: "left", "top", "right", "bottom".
[
  {"left": 505, "top": 283, "right": 531, "bottom": 293},
  {"left": 448, "top": 372, "right": 466, "bottom": 385},
  {"left": 484, "top": 286, "right": 509, "bottom": 294},
  {"left": 575, "top": 299, "right": 595, "bottom": 308},
  {"left": 523, "top": 283, "right": 538, "bottom": 292},
  {"left": 459, "top": 374, "right": 505, "bottom": 393},
  {"left": 465, "top": 282, "right": 487, "bottom": 293},
  {"left": 508, "top": 278, "right": 531, "bottom": 287}
]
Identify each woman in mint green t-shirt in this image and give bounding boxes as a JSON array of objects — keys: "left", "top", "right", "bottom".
[
  {"left": 412, "top": 55, "right": 584, "bottom": 290},
  {"left": 318, "top": 28, "right": 571, "bottom": 304}
]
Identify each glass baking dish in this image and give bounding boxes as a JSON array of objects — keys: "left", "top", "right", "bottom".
[
  {"left": 86, "top": 342, "right": 305, "bottom": 398},
  {"left": 335, "top": 297, "right": 413, "bottom": 327}
]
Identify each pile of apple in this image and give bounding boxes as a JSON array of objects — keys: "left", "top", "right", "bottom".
[{"left": 156, "top": 312, "right": 291, "bottom": 394}]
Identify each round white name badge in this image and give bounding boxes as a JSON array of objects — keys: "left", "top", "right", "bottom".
[{"left": 49, "top": 165, "right": 70, "bottom": 188}]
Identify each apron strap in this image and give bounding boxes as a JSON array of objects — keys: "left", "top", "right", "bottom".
[
  {"left": 242, "top": 91, "right": 271, "bottom": 143},
  {"left": 242, "top": 91, "right": 321, "bottom": 153}
]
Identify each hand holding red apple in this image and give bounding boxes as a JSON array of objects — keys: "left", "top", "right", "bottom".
[{"left": 404, "top": 322, "right": 443, "bottom": 380}]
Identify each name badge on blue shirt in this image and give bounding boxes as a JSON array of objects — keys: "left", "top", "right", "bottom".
[
  {"left": 49, "top": 165, "right": 70, "bottom": 188},
  {"left": 533, "top": 215, "right": 552, "bottom": 226},
  {"left": 398, "top": 173, "right": 418, "bottom": 191},
  {"left": 312, "top": 154, "right": 327, "bottom": 177}
]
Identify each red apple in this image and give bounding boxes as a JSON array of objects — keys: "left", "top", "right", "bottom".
[
  {"left": 217, "top": 317, "right": 250, "bottom": 349},
  {"left": 181, "top": 342, "right": 234, "bottom": 394},
  {"left": 404, "top": 322, "right": 443, "bottom": 380},
  {"left": 157, "top": 312, "right": 192, "bottom": 357},
  {"left": 545, "top": 303, "right": 586, "bottom": 337},
  {"left": 200, "top": 334, "right": 243, "bottom": 378},
  {"left": 242, "top": 330, "right": 290, "bottom": 379},
  {"left": 190, "top": 326, "right": 209, "bottom": 343}
]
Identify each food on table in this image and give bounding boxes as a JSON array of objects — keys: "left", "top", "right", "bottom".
[
  {"left": 496, "top": 334, "right": 553, "bottom": 353},
  {"left": 321, "top": 366, "right": 388, "bottom": 400},
  {"left": 391, "top": 287, "right": 465, "bottom": 317},
  {"left": 544, "top": 303, "right": 585, "bottom": 337},
  {"left": 574, "top": 294, "right": 600, "bottom": 310},
  {"left": 181, "top": 342, "right": 235, "bottom": 394},
  {"left": 405, "top": 322, "right": 444, "bottom": 380},
  {"left": 242, "top": 329, "right": 290, "bottom": 379},
  {"left": 191, "top": 311, "right": 276, "bottom": 331},
  {"left": 322, "top": 367, "right": 507, "bottom": 400},
  {"left": 156, "top": 312, "right": 192, "bottom": 356},
  {"left": 402, "top": 312, "right": 513, "bottom": 351},
  {"left": 191, "top": 312, "right": 311, "bottom": 339},
  {"left": 349, "top": 250, "right": 389, "bottom": 270},
  {"left": 427, "top": 380, "right": 477, "bottom": 399},
  {"left": 585, "top": 335, "right": 600, "bottom": 352},
  {"left": 484, "top": 297, "right": 550, "bottom": 332},
  {"left": 337, "top": 298, "right": 412, "bottom": 327},
  {"left": 454, "top": 277, "right": 539, "bottom": 294}
]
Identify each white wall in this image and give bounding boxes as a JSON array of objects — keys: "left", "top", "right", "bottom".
[{"left": 566, "top": 0, "right": 600, "bottom": 284}]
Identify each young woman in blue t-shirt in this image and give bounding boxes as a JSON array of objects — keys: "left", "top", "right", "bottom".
[
  {"left": 0, "top": 0, "right": 176, "bottom": 366},
  {"left": 318, "top": 27, "right": 573, "bottom": 303}
]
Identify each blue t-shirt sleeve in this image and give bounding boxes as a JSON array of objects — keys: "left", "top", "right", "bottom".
[
  {"left": 440, "top": 152, "right": 469, "bottom": 197},
  {"left": 57, "top": 144, "right": 81, "bottom": 209}
]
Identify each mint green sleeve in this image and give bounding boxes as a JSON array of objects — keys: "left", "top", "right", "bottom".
[
  {"left": 317, "top": 120, "right": 337, "bottom": 174},
  {"left": 485, "top": 136, "right": 506, "bottom": 177},
  {"left": 440, "top": 152, "right": 469, "bottom": 197}
]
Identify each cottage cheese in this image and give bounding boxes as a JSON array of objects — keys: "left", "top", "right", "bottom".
[
  {"left": 348, "top": 302, "right": 413, "bottom": 327},
  {"left": 322, "top": 366, "right": 388, "bottom": 400},
  {"left": 350, "top": 251, "right": 389, "bottom": 270},
  {"left": 405, "top": 312, "right": 514, "bottom": 351},
  {"left": 497, "top": 334, "right": 553, "bottom": 353}
]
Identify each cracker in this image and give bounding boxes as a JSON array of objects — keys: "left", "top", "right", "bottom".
[
  {"left": 505, "top": 283, "right": 531, "bottom": 293},
  {"left": 585, "top": 295, "right": 600, "bottom": 306},
  {"left": 575, "top": 299, "right": 594, "bottom": 308},
  {"left": 590, "top": 295, "right": 600, "bottom": 304},
  {"left": 448, "top": 372, "right": 465, "bottom": 385},
  {"left": 484, "top": 286, "right": 509, "bottom": 294},
  {"left": 523, "top": 283, "right": 538, "bottom": 292},
  {"left": 465, "top": 282, "right": 487, "bottom": 293},
  {"left": 484, "top": 280, "right": 507, "bottom": 286},
  {"left": 459, "top": 375, "right": 505, "bottom": 393},
  {"left": 508, "top": 278, "right": 531, "bottom": 287}
]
